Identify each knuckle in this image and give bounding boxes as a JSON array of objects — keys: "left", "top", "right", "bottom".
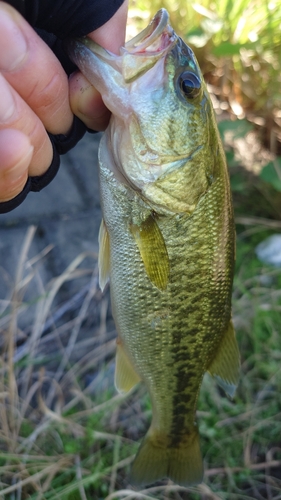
[
  {"left": 0, "top": 169, "right": 28, "bottom": 201},
  {"left": 27, "top": 70, "right": 68, "bottom": 112}
]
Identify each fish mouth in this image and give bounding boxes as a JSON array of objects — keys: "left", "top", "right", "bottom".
[
  {"left": 121, "top": 9, "right": 177, "bottom": 82},
  {"left": 67, "top": 9, "right": 177, "bottom": 83},
  {"left": 124, "top": 9, "right": 174, "bottom": 54}
]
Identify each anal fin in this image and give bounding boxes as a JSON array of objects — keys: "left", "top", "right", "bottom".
[
  {"left": 208, "top": 320, "right": 240, "bottom": 398},
  {"left": 130, "top": 214, "right": 169, "bottom": 291},
  {"left": 98, "top": 219, "right": 110, "bottom": 291},
  {"left": 115, "top": 340, "right": 141, "bottom": 394}
]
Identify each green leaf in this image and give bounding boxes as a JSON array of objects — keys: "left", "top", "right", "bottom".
[
  {"left": 259, "top": 158, "right": 281, "bottom": 192},
  {"left": 212, "top": 42, "right": 257, "bottom": 57},
  {"left": 186, "top": 26, "right": 211, "bottom": 48},
  {"left": 230, "top": 173, "right": 247, "bottom": 192},
  {"left": 186, "top": 26, "right": 205, "bottom": 38},
  {"left": 201, "top": 18, "right": 223, "bottom": 35},
  {"left": 226, "top": 150, "right": 239, "bottom": 167},
  {"left": 218, "top": 119, "right": 254, "bottom": 140}
]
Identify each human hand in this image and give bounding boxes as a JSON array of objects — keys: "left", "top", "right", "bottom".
[
  {"left": 0, "top": 0, "right": 128, "bottom": 204},
  {"left": 69, "top": 0, "right": 128, "bottom": 130}
]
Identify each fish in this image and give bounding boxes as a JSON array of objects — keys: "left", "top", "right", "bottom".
[{"left": 67, "top": 8, "right": 240, "bottom": 487}]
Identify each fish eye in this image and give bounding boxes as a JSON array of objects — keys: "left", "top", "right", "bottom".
[{"left": 178, "top": 71, "right": 201, "bottom": 99}]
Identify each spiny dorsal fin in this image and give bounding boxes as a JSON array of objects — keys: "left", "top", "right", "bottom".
[
  {"left": 131, "top": 214, "right": 169, "bottom": 291},
  {"left": 115, "top": 339, "right": 141, "bottom": 394},
  {"left": 208, "top": 320, "right": 240, "bottom": 398},
  {"left": 98, "top": 219, "right": 110, "bottom": 291}
]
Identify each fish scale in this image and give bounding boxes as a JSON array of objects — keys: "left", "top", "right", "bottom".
[
  {"left": 99, "top": 138, "right": 234, "bottom": 464},
  {"left": 67, "top": 8, "right": 240, "bottom": 487}
]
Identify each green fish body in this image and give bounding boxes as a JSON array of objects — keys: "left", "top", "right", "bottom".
[{"left": 67, "top": 9, "right": 240, "bottom": 487}]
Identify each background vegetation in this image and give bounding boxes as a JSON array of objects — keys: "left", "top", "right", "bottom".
[{"left": 1, "top": 0, "right": 281, "bottom": 498}]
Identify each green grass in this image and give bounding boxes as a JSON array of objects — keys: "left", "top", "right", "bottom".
[{"left": 1, "top": 198, "right": 281, "bottom": 500}]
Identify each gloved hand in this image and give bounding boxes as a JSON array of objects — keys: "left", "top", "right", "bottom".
[{"left": 0, "top": 0, "right": 128, "bottom": 211}]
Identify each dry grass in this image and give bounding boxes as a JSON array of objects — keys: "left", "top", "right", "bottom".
[
  {"left": 0, "top": 226, "right": 132, "bottom": 498},
  {"left": 1, "top": 214, "right": 281, "bottom": 500}
]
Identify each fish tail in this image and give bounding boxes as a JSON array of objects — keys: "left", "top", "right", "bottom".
[{"left": 130, "top": 428, "right": 203, "bottom": 487}]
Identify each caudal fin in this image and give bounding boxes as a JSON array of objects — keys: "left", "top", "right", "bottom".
[{"left": 130, "top": 429, "right": 203, "bottom": 487}]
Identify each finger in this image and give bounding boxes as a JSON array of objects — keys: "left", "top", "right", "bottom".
[
  {"left": 89, "top": 0, "right": 129, "bottom": 54},
  {"left": 69, "top": 72, "right": 111, "bottom": 131},
  {"left": 0, "top": 2, "right": 73, "bottom": 135},
  {"left": 0, "top": 129, "right": 33, "bottom": 202},
  {"left": 69, "top": 0, "right": 128, "bottom": 130},
  {"left": 0, "top": 72, "right": 53, "bottom": 176}
]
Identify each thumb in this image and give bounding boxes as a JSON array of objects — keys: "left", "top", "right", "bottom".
[
  {"left": 0, "top": 129, "right": 33, "bottom": 202},
  {"left": 69, "top": 0, "right": 128, "bottom": 131},
  {"left": 69, "top": 72, "right": 111, "bottom": 131}
]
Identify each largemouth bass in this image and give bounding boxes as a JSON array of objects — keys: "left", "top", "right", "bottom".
[{"left": 67, "top": 9, "right": 240, "bottom": 487}]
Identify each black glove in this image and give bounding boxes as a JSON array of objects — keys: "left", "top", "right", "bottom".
[{"left": 0, "top": 0, "right": 124, "bottom": 213}]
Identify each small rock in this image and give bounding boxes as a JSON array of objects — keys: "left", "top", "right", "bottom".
[{"left": 255, "top": 234, "right": 281, "bottom": 267}]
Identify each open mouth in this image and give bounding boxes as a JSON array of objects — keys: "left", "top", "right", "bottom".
[{"left": 123, "top": 9, "right": 176, "bottom": 55}]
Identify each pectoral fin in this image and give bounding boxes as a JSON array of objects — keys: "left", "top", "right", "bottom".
[
  {"left": 98, "top": 219, "right": 110, "bottom": 291},
  {"left": 115, "top": 340, "right": 141, "bottom": 394},
  {"left": 131, "top": 214, "right": 169, "bottom": 291},
  {"left": 208, "top": 320, "right": 240, "bottom": 398}
]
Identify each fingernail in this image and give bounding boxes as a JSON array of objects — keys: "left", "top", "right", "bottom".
[
  {"left": 0, "top": 76, "right": 15, "bottom": 122},
  {"left": 0, "top": 11, "right": 27, "bottom": 71}
]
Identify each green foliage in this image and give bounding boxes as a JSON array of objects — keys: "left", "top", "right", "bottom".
[
  {"left": 260, "top": 157, "right": 281, "bottom": 192},
  {"left": 218, "top": 119, "right": 254, "bottom": 141},
  {"left": 129, "top": 0, "right": 281, "bottom": 116},
  {"left": 193, "top": 228, "right": 281, "bottom": 498},
  {"left": 212, "top": 41, "right": 256, "bottom": 57}
]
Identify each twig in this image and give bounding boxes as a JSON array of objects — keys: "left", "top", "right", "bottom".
[
  {"left": 8, "top": 226, "right": 37, "bottom": 441},
  {"left": 205, "top": 459, "right": 281, "bottom": 476},
  {"left": 105, "top": 484, "right": 197, "bottom": 500},
  {"left": 109, "top": 436, "right": 121, "bottom": 494},
  {"left": 39, "top": 283, "right": 91, "bottom": 335},
  {"left": 0, "top": 458, "right": 72, "bottom": 495},
  {"left": 236, "top": 216, "right": 281, "bottom": 228},
  {"left": 75, "top": 454, "right": 87, "bottom": 500}
]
